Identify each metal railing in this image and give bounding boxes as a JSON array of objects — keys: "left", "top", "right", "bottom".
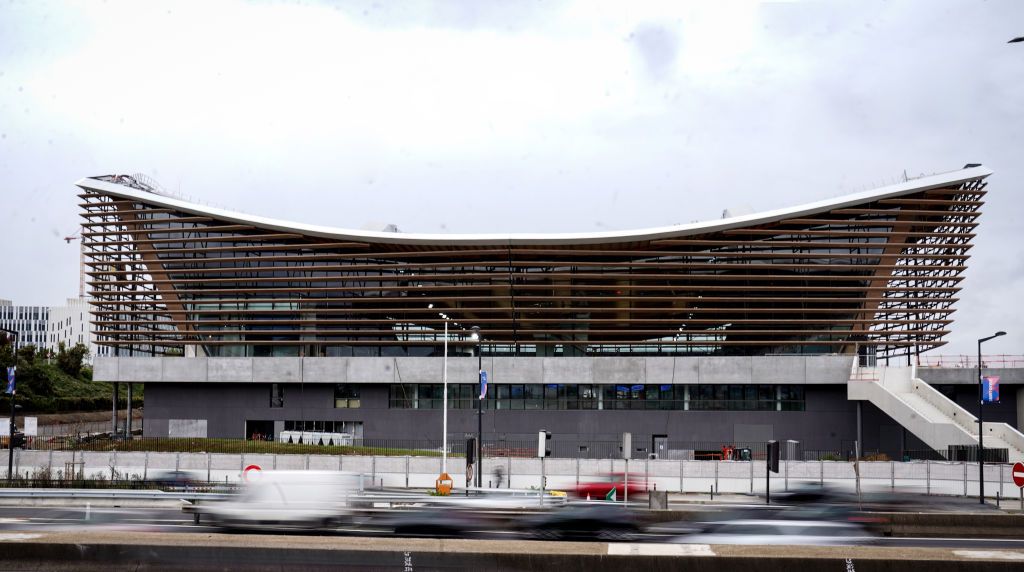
[{"left": 917, "top": 354, "right": 1024, "bottom": 368}]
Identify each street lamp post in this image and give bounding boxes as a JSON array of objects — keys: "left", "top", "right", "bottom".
[
  {"left": 977, "top": 330, "right": 1006, "bottom": 504},
  {"left": 471, "top": 326, "right": 483, "bottom": 490},
  {"left": 442, "top": 318, "right": 449, "bottom": 474},
  {"left": 3, "top": 328, "right": 19, "bottom": 482}
]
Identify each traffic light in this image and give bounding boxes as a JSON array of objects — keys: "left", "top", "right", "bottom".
[
  {"left": 538, "top": 430, "right": 551, "bottom": 458},
  {"left": 466, "top": 437, "right": 476, "bottom": 465},
  {"left": 11, "top": 432, "right": 26, "bottom": 449},
  {"left": 767, "top": 440, "right": 780, "bottom": 473}
]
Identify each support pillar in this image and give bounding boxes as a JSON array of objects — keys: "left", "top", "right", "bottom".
[
  {"left": 125, "top": 383, "right": 133, "bottom": 437},
  {"left": 111, "top": 382, "right": 118, "bottom": 434},
  {"left": 856, "top": 401, "right": 863, "bottom": 457}
]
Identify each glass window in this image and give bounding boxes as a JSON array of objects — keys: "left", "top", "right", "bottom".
[
  {"left": 561, "top": 384, "right": 576, "bottom": 409},
  {"left": 418, "top": 384, "right": 440, "bottom": 409},
  {"left": 334, "top": 384, "right": 360, "bottom": 408},
  {"left": 579, "top": 385, "right": 596, "bottom": 409},
  {"left": 544, "top": 384, "right": 559, "bottom": 410},
  {"left": 389, "top": 384, "right": 415, "bottom": 408},
  {"left": 270, "top": 384, "right": 284, "bottom": 408},
  {"left": 459, "top": 384, "right": 474, "bottom": 409},
  {"left": 509, "top": 384, "right": 525, "bottom": 410},
  {"left": 780, "top": 385, "right": 806, "bottom": 411},
  {"left": 525, "top": 384, "right": 543, "bottom": 410},
  {"left": 497, "top": 384, "right": 511, "bottom": 410}
]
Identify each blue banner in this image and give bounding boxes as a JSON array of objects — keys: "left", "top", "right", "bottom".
[
  {"left": 983, "top": 375, "right": 1000, "bottom": 403},
  {"left": 5, "top": 366, "right": 14, "bottom": 395},
  {"left": 479, "top": 370, "right": 488, "bottom": 399}
]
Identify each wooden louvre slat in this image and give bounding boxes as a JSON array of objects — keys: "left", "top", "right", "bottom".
[{"left": 77, "top": 179, "right": 986, "bottom": 358}]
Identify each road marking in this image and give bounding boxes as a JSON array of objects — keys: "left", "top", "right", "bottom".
[
  {"left": 954, "top": 550, "right": 1024, "bottom": 560},
  {"left": 0, "top": 533, "right": 42, "bottom": 541},
  {"left": 608, "top": 543, "right": 715, "bottom": 556}
]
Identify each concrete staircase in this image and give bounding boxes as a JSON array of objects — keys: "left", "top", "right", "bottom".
[{"left": 848, "top": 365, "right": 1024, "bottom": 462}]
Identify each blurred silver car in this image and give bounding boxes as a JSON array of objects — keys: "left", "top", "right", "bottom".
[{"left": 672, "top": 519, "right": 875, "bottom": 545}]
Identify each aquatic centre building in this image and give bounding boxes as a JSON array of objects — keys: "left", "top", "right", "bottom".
[{"left": 79, "top": 166, "right": 1024, "bottom": 460}]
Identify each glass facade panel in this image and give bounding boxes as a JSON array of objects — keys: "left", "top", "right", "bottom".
[
  {"left": 270, "top": 384, "right": 284, "bottom": 408},
  {"left": 333, "top": 384, "right": 360, "bottom": 408},
  {"left": 385, "top": 383, "right": 806, "bottom": 411}
]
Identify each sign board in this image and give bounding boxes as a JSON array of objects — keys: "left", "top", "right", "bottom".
[
  {"left": 1013, "top": 462, "right": 1024, "bottom": 488},
  {"left": 23, "top": 417, "right": 36, "bottom": 437},
  {"left": 242, "top": 464, "right": 262, "bottom": 482},
  {"left": 622, "top": 432, "right": 632, "bottom": 460},
  {"left": 982, "top": 376, "right": 1000, "bottom": 403}
]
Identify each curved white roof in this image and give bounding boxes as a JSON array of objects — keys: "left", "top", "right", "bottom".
[{"left": 75, "top": 165, "right": 991, "bottom": 246}]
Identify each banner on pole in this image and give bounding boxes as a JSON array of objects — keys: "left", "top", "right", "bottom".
[
  {"left": 5, "top": 366, "right": 14, "bottom": 394},
  {"left": 479, "top": 370, "right": 488, "bottom": 399},
  {"left": 983, "top": 375, "right": 1000, "bottom": 403}
]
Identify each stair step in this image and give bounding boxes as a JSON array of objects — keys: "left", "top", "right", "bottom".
[{"left": 897, "top": 393, "right": 951, "bottom": 425}]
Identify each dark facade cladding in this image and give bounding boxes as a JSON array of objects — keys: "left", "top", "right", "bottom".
[{"left": 140, "top": 381, "right": 1020, "bottom": 457}]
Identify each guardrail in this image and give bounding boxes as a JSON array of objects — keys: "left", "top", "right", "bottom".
[
  {"left": 0, "top": 486, "right": 567, "bottom": 509},
  {"left": 0, "top": 488, "right": 232, "bottom": 501}
]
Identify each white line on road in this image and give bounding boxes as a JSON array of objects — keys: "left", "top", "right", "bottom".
[
  {"left": 0, "top": 533, "right": 42, "bottom": 541},
  {"left": 608, "top": 543, "right": 715, "bottom": 556},
  {"left": 954, "top": 550, "right": 1024, "bottom": 560}
]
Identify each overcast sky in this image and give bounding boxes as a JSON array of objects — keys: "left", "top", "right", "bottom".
[{"left": 0, "top": 0, "right": 1020, "bottom": 358}]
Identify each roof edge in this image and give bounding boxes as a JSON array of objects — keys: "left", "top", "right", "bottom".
[{"left": 75, "top": 165, "right": 992, "bottom": 246}]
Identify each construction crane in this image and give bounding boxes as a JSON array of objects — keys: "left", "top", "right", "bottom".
[{"left": 63, "top": 228, "right": 86, "bottom": 299}]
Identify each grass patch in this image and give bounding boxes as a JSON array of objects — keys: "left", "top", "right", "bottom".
[{"left": 53, "top": 437, "right": 454, "bottom": 457}]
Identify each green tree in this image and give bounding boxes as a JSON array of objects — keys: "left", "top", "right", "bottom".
[
  {"left": 17, "top": 344, "right": 38, "bottom": 364},
  {"left": 56, "top": 342, "right": 89, "bottom": 377}
]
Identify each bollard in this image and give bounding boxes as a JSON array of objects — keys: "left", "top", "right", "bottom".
[{"left": 710, "top": 485, "right": 714, "bottom": 501}]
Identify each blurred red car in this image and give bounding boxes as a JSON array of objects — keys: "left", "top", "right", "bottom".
[{"left": 573, "top": 473, "right": 647, "bottom": 499}]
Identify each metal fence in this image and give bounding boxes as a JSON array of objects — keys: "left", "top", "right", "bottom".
[
  {"left": 14, "top": 435, "right": 982, "bottom": 464},
  {"left": 4, "top": 449, "right": 1024, "bottom": 501},
  {"left": 16, "top": 435, "right": 778, "bottom": 460}
]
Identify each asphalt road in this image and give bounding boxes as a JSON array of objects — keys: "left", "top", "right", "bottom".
[{"left": 2, "top": 505, "right": 1024, "bottom": 551}]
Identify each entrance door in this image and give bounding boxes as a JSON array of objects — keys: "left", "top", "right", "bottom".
[
  {"left": 245, "top": 420, "right": 275, "bottom": 441},
  {"left": 652, "top": 435, "right": 668, "bottom": 459}
]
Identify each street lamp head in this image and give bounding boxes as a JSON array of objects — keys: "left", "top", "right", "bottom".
[
  {"left": 470, "top": 325, "right": 481, "bottom": 342},
  {"left": 979, "top": 331, "right": 1007, "bottom": 344}
]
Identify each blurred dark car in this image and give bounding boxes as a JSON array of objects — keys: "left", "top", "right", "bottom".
[
  {"left": 378, "top": 507, "right": 493, "bottom": 538},
  {"left": 519, "top": 504, "right": 640, "bottom": 541},
  {"left": 149, "top": 470, "right": 202, "bottom": 490}
]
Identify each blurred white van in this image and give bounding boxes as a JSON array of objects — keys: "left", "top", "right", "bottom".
[{"left": 197, "top": 471, "right": 363, "bottom": 530}]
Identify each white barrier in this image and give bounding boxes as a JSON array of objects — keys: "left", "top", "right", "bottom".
[{"left": 4, "top": 450, "right": 1022, "bottom": 499}]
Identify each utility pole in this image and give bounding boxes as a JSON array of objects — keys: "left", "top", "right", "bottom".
[
  {"left": 471, "top": 326, "right": 484, "bottom": 490},
  {"left": 3, "top": 329, "right": 19, "bottom": 482}
]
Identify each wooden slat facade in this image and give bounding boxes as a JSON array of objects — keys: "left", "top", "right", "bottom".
[{"left": 77, "top": 173, "right": 988, "bottom": 358}]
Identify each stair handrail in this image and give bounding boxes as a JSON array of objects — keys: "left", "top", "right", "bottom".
[
  {"left": 910, "top": 378, "right": 977, "bottom": 436},
  {"left": 981, "top": 422, "right": 1024, "bottom": 458}
]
